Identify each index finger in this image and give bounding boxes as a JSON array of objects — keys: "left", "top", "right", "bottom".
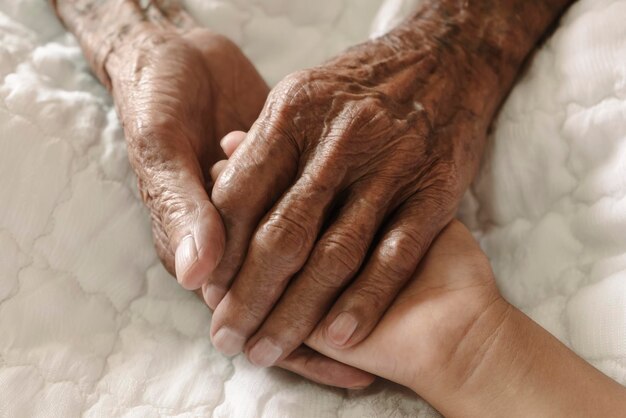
[{"left": 205, "top": 119, "right": 299, "bottom": 307}]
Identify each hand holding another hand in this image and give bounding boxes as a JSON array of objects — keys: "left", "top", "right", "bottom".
[
  {"left": 210, "top": 132, "right": 503, "bottom": 400},
  {"left": 206, "top": 29, "right": 494, "bottom": 365},
  {"left": 206, "top": 0, "right": 579, "bottom": 374},
  {"left": 53, "top": 0, "right": 374, "bottom": 389},
  {"left": 216, "top": 139, "right": 626, "bottom": 415}
]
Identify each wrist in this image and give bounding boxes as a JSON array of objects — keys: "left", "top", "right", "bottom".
[
  {"left": 425, "top": 300, "right": 626, "bottom": 418},
  {"left": 424, "top": 300, "right": 533, "bottom": 417},
  {"left": 53, "top": 0, "right": 154, "bottom": 89},
  {"left": 407, "top": 296, "right": 521, "bottom": 408}
]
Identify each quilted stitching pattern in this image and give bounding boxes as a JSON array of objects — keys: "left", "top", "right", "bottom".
[{"left": 0, "top": 0, "right": 625, "bottom": 416}]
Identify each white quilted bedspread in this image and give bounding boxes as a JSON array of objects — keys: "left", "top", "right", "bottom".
[{"left": 0, "top": 0, "right": 625, "bottom": 416}]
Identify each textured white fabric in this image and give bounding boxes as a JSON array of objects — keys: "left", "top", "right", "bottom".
[{"left": 0, "top": 0, "right": 624, "bottom": 416}]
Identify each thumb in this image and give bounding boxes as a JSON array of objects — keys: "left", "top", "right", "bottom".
[
  {"left": 220, "top": 130, "right": 247, "bottom": 157},
  {"left": 172, "top": 197, "right": 225, "bottom": 291},
  {"left": 142, "top": 152, "right": 225, "bottom": 291}
]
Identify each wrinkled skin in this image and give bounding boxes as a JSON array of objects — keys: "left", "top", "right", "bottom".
[
  {"left": 52, "top": 0, "right": 375, "bottom": 390},
  {"left": 107, "top": 23, "right": 269, "bottom": 283},
  {"left": 54, "top": 0, "right": 575, "bottom": 388},
  {"left": 207, "top": 0, "right": 575, "bottom": 368},
  {"left": 211, "top": 133, "right": 505, "bottom": 393},
  {"left": 216, "top": 137, "right": 626, "bottom": 416},
  {"left": 53, "top": 2, "right": 626, "bottom": 414},
  {"left": 209, "top": 59, "right": 473, "bottom": 364}
]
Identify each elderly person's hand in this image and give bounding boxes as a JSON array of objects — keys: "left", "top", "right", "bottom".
[
  {"left": 207, "top": 0, "right": 575, "bottom": 366},
  {"left": 52, "top": 0, "right": 374, "bottom": 389},
  {"left": 52, "top": 0, "right": 268, "bottom": 287}
]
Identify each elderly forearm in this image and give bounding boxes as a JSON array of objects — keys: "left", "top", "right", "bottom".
[{"left": 51, "top": 0, "right": 154, "bottom": 89}]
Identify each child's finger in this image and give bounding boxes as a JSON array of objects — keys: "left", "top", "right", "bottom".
[{"left": 220, "top": 130, "right": 247, "bottom": 157}]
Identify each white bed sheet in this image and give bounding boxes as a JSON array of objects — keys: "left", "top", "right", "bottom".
[{"left": 0, "top": 0, "right": 625, "bottom": 416}]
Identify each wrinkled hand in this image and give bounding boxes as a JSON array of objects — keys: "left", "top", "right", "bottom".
[
  {"left": 107, "top": 17, "right": 269, "bottom": 289},
  {"left": 216, "top": 140, "right": 506, "bottom": 399},
  {"left": 211, "top": 133, "right": 500, "bottom": 390},
  {"left": 55, "top": 0, "right": 269, "bottom": 287},
  {"left": 212, "top": 130, "right": 500, "bottom": 394},
  {"left": 54, "top": 0, "right": 374, "bottom": 389},
  {"left": 207, "top": 36, "right": 492, "bottom": 366}
]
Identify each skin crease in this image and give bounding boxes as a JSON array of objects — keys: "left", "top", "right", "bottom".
[
  {"left": 52, "top": 1, "right": 626, "bottom": 413},
  {"left": 53, "top": 0, "right": 580, "bottom": 386},
  {"left": 214, "top": 132, "right": 626, "bottom": 417},
  {"left": 208, "top": 0, "right": 577, "bottom": 369},
  {"left": 51, "top": 0, "right": 376, "bottom": 390}
]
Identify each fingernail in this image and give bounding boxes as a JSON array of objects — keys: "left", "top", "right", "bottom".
[
  {"left": 175, "top": 235, "right": 198, "bottom": 288},
  {"left": 212, "top": 327, "right": 245, "bottom": 356},
  {"left": 328, "top": 312, "right": 358, "bottom": 346},
  {"left": 203, "top": 284, "right": 226, "bottom": 310},
  {"left": 248, "top": 338, "right": 283, "bottom": 367}
]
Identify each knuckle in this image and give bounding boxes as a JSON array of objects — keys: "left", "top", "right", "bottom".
[
  {"left": 197, "top": 32, "right": 237, "bottom": 52},
  {"left": 425, "top": 161, "right": 463, "bottom": 202},
  {"left": 228, "top": 288, "right": 277, "bottom": 323},
  {"left": 298, "top": 169, "right": 336, "bottom": 197},
  {"left": 253, "top": 88, "right": 311, "bottom": 154},
  {"left": 350, "top": 282, "right": 388, "bottom": 313},
  {"left": 254, "top": 211, "right": 313, "bottom": 268},
  {"left": 377, "top": 229, "right": 424, "bottom": 278},
  {"left": 211, "top": 171, "right": 257, "bottom": 223},
  {"left": 327, "top": 98, "right": 401, "bottom": 159},
  {"left": 312, "top": 235, "right": 364, "bottom": 286},
  {"left": 211, "top": 177, "right": 241, "bottom": 217},
  {"left": 406, "top": 166, "right": 462, "bottom": 223},
  {"left": 277, "top": 304, "right": 319, "bottom": 332},
  {"left": 271, "top": 70, "right": 315, "bottom": 109},
  {"left": 335, "top": 98, "right": 380, "bottom": 135},
  {"left": 280, "top": 69, "right": 312, "bottom": 88},
  {"left": 352, "top": 96, "right": 380, "bottom": 117}
]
